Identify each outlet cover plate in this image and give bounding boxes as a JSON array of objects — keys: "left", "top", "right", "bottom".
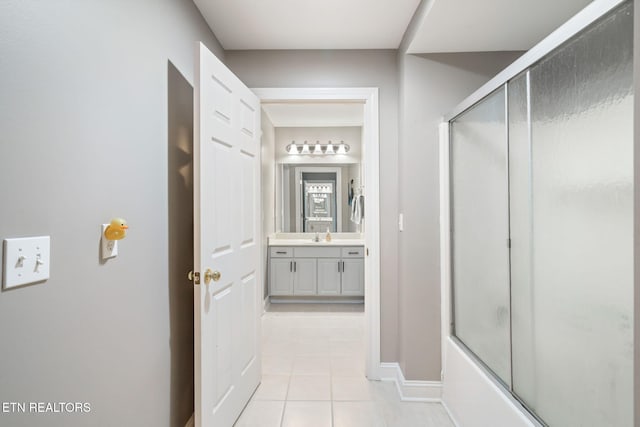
[{"left": 101, "top": 224, "right": 118, "bottom": 260}]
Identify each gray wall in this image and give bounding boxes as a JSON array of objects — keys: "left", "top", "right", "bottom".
[
  {"left": 225, "top": 50, "right": 401, "bottom": 363},
  {"left": 0, "top": 1, "right": 223, "bottom": 426},
  {"left": 396, "top": 51, "right": 523, "bottom": 380}
]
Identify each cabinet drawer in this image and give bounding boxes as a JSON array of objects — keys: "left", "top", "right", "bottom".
[
  {"left": 341, "top": 247, "right": 364, "bottom": 258},
  {"left": 270, "top": 247, "right": 293, "bottom": 258},
  {"left": 294, "top": 247, "right": 341, "bottom": 258}
]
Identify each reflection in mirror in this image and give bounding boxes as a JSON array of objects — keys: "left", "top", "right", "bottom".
[{"left": 278, "top": 163, "right": 362, "bottom": 233}]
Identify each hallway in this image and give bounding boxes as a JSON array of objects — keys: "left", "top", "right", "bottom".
[{"left": 234, "top": 307, "right": 454, "bottom": 427}]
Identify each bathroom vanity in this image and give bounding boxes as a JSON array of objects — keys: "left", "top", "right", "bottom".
[{"left": 268, "top": 238, "right": 364, "bottom": 299}]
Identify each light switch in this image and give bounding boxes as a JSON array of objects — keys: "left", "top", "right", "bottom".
[{"left": 3, "top": 236, "right": 50, "bottom": 289}]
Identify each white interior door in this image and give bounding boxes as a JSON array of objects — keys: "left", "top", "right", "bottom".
[{"left": 193, "top": 42, "right": 261, "bottom": 427}]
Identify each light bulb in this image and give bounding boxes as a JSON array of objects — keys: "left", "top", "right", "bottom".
[
  {"left": 301, "top": 140, "right": 310, "bottom": 154},
  {"left": 325, "top": 140, "right": 335, "bottom": 154},
  {"left": 287, "top": 141, "right": 298, "bottom": 154},
  {"left": 337, "top": 141, "right": 347, "bottom": 154},
  {"left": 313, "top": 141, "right": 323, "bottom": 155}
]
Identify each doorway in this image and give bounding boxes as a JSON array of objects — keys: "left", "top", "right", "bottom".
[{"left": 253, "top": 87, "right": 381, "bottom": 380}]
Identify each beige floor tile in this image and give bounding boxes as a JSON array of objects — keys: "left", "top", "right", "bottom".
[
  {"left": 331, "top": 355, "right": 365, "bottom": 377},
  {"left": 262, "top": 354, "right": 293, "bottom": 375},
  {"left": 333, "top": 401, "right": 387, "bottom": 427},
  {"left": 287, "top": 375, "right": 331, "bottom": 400},
  {"left": 332, "top": 376, "right": 373, "bottom": 401},
  {"left": 292, "top": 355, "right": 331, "bottom": 375},
  {"left": 234, "top": 400, "right": 284, "bottom": 427},
  {"left": 252, "top": 375, "right": 290, "bottom": 401},
  {"left": 281, "top": 401, "right": 332, "bottom": 427}
]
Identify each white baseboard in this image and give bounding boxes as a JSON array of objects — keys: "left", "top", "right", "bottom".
[
  {"left": 379, "top": 362, "right": 442, "bottom": 402},
  {"left": 185, "top": 413, "right": 194, "bottom": 427},
  {"left": 441, "top": 400, "right": 462, "bottom": 427}
]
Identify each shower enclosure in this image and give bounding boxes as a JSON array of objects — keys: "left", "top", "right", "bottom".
[{"left": 444, "top": 1, "right": 634, "bottom": 425}]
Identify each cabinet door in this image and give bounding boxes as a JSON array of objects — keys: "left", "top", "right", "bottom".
[
  {"left": 317, "top": 258, "right": 341, "bottom": 296},
  {"left": 341, "top": 259, "right": 364, "bottom": 296},
  {"left": 293, "top": 258, "right": 317, "bottom": 295},
  {"left": 270, "top": 258, "right": 294, "bottom": 295}
]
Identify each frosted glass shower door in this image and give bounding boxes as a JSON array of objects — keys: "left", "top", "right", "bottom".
[
  {"left": 510, "top": 2, "right": 634, "bottom": 425},
  {"left": 450, "top": 87, "right": 511, "bottom": 386}
]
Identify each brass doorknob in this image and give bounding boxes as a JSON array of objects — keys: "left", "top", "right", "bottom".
[
  {"left": 204, "top": 269, "right": 221, "bottom": 284},
  {"left": 187, "top": 270, "right": 194, "bottom": 281}
]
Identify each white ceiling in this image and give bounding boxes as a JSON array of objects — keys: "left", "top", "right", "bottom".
[
  {"left": 193, "top": 0, "right": 594, "bottom": 53},
  {"left": 262, "top": 103, "right": 364, "bottom": 128},
  {"left": 407, "top": 0, "right": 593, "bottom": 53},
  {"left": 192, "top": 0, "right": 421, "bottom": 50},
  {"left": 195, "top": 0, "right": 596, "bottom": 125}
]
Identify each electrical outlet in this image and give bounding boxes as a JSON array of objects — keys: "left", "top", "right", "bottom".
[{"left": 101, "top": 224, "right": 118, "bottom": 259}]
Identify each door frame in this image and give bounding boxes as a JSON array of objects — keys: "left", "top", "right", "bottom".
[{"left": 253, "top": 87, "right": 381, "bottom": 379}]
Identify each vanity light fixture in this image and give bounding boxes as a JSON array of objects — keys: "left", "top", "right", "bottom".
[
  {"left": 287, "top": 141, "right": 298, "bottom": 155},
  {"left": 300, "top": 140, "right": 311, "bottom": 154},
  {"left": 285, "top": 140, "right": 350, "bottom": 155}
]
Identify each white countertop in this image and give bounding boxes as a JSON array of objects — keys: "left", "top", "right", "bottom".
[{"left": 269, "top": 238, "right": 364, "bottom": 247}]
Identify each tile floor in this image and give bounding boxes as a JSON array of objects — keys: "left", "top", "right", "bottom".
[{"left": 234, "top": 303, "right": 455, "bottom": 427}]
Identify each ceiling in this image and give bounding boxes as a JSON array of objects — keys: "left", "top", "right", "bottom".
[
  {"left": 406, "top": 0, "right": 593, "bottom": 53},
  {"left": 192, "top": 0, "right": 420, "bottom": 50},
  {"left": 193, "top": 0, "right": 593, "bottom": 53},
  {"left": 195, "top": 0, "right": 594, "bottom": 125},
  {"left": 261, "top": 103, "right": 364, "bottom": 128}
]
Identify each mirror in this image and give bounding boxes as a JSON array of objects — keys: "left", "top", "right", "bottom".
[{"left": 278, "top": 163, "right": 362, "bottom": 233}]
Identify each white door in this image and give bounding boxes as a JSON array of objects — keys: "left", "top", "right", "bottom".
[{"left": 193, "top": 42, "right": 261, "bottom": 427}]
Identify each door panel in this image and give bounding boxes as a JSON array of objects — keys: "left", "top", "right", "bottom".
[
  {"left": 317, "top": 258, "right": 341, "bottom": 295},
  {"left": 270, "top": 259, "right": 293, "bottom": 295},
  {"left": 194, "top": 42, "right": 261, "bottom": 427},
  {"left": 341, "top": 259, "right": 364, "bottom": 296},
  {"left": 293, "top": 259, "right": 317, "bottom": 295}
]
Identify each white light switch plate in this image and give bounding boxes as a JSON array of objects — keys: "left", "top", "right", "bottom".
[
  {"left": 101, "top": 224, "right": 118, "bottom": 260},
  {"left": 3, "top": 236, "right": 51, "bottom": 289}
]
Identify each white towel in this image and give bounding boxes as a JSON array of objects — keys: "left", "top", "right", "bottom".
[{"left": 351, "top": 194, "right": 363, "bottom": 225}]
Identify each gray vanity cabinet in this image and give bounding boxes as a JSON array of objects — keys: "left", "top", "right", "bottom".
[
  {"left": 268, "top": 247, "right": 317, "bottom": 295},
  {"left": 269, "top": 246, "right": 364, "bottom": 297},
  {"left": 341, "top": 259, "right": 364, "bottom": 295},
  {"left": 270, "top": 258, "right": 294, "bottom": 295},
  {"left": 292, "top": 258, "right": 317, "bottom": 295},
  {"left": 317, "top": 258, "right": 342, "bottom": 295}
]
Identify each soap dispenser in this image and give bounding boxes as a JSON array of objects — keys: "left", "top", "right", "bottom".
[{"left": 325, "top": 227, "right": 332, "bottom": 242}]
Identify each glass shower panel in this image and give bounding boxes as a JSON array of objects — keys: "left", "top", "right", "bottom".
[
  {"left": 508, "top": 73, "right": 536, "bottom": 402},
  {"left": 451, "top": 87, "right": 511, "bottom": 386},
  {"left": 520, "top": 2, "right": 633, "bottom": 425}
]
